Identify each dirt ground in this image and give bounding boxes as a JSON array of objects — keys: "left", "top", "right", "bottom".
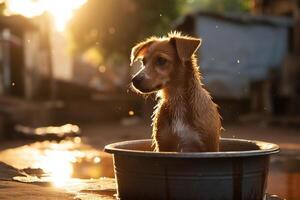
[{"left": 0, "top": 121, "right": 299, "bottom": 200}]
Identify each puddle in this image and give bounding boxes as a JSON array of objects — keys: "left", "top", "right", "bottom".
[
  {"left": 0, "top": 137, "right": 115, "bottom": 199},
  {"left": 15, "top": 124, "right": 80, "bottom": 139}
]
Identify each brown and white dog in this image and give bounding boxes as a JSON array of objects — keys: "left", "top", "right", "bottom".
[{"left": 130, "top": 32, "right": 221, "bottom": 152}]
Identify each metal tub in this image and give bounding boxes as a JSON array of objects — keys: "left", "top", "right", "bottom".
[{"left": 105, "top": 138, "right": 279, "bottom": 200}]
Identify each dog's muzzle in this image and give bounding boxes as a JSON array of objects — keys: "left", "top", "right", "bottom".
[
  {"left": 131, "top": 76, "right": 143, "bottom": 88},
  {"left": 131, "top": 75, "right": 154, "bottom": 93}
]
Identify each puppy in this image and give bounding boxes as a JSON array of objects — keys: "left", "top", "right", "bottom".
[{"left": 130, "top": 32, "right": 221, "bottom": 152}]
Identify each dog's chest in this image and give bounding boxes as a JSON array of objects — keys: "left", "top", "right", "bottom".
[
  {"left": 156, "top": 102, "right": 194, "bottom": 137},
  {"left": 169, "top": 104, "right": 193, "bottom": 138},
  {"left": 171, "top": 119, "right": 191, "bottom": 138}
]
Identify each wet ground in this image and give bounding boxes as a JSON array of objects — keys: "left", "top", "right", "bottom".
[
  {"left": 0, "top": 138, "right": 114, "bottom": 181},
  {"left": 0, "top": 137, "right": 116, "bottom": 199},
  {"left": 0, "top": 122, "right": 299, "bottom": 199}
]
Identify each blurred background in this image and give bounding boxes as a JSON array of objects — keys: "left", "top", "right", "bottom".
[{"left": 0, "top": 0, "right": 299, "bottom": 199}]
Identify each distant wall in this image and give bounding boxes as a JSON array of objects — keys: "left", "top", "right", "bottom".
[{"left": 196, "top": 16, "right": 289, "bottom": 98}]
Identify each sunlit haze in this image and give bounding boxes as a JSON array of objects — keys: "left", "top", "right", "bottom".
[{"left": 5, "top": 0, "right": 87, "bottom": 31}]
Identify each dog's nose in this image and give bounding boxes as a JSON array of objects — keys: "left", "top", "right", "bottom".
[{"left": 132, "top": 76, "right": 143, "bottom": 86}]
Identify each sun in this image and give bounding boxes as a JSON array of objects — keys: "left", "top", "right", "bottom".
[{"left": 5, "top": 0, "right": 87, "bottom": 32}]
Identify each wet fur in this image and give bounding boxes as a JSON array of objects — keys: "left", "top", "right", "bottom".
[{"left": 131, "top": 32, "right": 221, "bottom": 152}]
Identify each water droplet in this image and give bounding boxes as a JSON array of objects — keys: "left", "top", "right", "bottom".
[
  {"left": 129, "top": 110, "right": 134, "bottom": 116},
  {"left": 93, "top": 157, "right": 101, "bottom": 163},
  {"left": 98, "top": 65, "right": 106, "bottom": 73}
]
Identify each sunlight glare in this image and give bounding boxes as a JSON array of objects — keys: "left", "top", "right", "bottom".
[
  {"left": 37, "top": 150, "right": 75, "bottom": 187},
  {"left": 74, "top": 136, "right": 82, "bottom": 144},
  {"left": 6, "top": 0, "right": 87, "bottom": 32}
]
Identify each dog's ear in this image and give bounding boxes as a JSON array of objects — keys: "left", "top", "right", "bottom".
[
  {"left": 171, "top": 36, "right": 201, "bottom": 61},
  {"left": 130, "top": 40, "right": 154, "bottom": 65}
]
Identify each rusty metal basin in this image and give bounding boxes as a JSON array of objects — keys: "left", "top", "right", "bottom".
[{"left": 105, "top": 138, "right": 279, "bottom": 200}]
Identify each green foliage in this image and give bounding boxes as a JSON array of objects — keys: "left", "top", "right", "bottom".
[
  {"left": 70, "top": 0, "right": 184, "bottom": 59},
  {"left": 183, "top": 0, "right": 252, "bottom": 14},
  {"left": 69, "top": 0, "right": 251, "bottom": 61}
]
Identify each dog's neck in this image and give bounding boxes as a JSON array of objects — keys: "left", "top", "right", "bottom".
[{"left": 159, "top": 57, "right": 203, "bottom": 118}]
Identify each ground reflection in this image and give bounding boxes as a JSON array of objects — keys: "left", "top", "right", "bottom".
[
  {"left": 37, "top": 148, "right": 75, "bottom": 187},
  {"left": 0, "top": 137, "right": 114, "bottom": 188}
]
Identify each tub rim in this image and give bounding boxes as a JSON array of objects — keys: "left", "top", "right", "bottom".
[{"left": 104, "top": 138, "right": 280, "bottom": 158}]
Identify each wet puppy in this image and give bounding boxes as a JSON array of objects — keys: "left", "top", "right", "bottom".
[{"left": 130, "top": 32, "right": 221, "bottom": 152}]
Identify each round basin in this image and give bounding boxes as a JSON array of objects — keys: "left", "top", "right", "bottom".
[{"left": 105, "top": 138, "right": 279, "bottom": 200}]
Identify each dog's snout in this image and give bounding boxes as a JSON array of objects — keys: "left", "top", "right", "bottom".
[{"left": 132, "top": 76, "right": 143, "bottom": 86}]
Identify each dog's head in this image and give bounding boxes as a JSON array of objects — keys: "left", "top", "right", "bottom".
[{"left": 130, "top": 32, "right": 201, "bottom": 94}]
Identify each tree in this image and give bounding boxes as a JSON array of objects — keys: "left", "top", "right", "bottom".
[
  {"left": 69, "top": 0, "right": 184, "bottom": 59},
  {"left": 183, "top": 0, "right": 251, "bottom": 14}
]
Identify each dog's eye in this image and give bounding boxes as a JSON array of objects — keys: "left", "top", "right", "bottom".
[{"left": 156, "top": 56, "right": 167, "bottom": 66}]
